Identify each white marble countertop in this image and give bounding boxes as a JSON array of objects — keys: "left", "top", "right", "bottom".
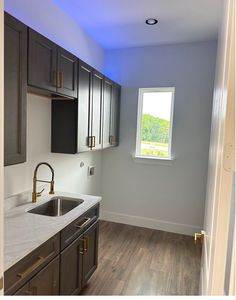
[{"left": 4, "top": 190, "right": 102, "bottom": 271}]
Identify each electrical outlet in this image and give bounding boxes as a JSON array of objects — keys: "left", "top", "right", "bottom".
[{"left": 88, "top": 166, "right": 95, "bottom": 176}]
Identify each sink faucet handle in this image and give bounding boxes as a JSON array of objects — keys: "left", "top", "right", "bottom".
[
  {"left": 49, "top": 181, "right": 55, "bottom": 195},
  {"left": 36, "top": 188, "right": 45, "bottom": 197}
]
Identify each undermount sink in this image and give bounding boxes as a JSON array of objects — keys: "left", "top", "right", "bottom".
[{"left": 28, "top": 196, "right": 84, "bottom": 217}]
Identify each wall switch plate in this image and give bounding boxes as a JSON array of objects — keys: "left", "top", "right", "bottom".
[{"left": 88, "top": 166, "right": 95, "bottom": 176}]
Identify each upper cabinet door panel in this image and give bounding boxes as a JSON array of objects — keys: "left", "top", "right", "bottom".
[
  {"left": 91, "top": 71, "right": 103, "bottom": 150},
  {"left": 110, "top": 84, "right": 121, "bottom": 146},
  {"left": 102, "top": 79, "right": 112, "bottom": 148},
  {"left": 77, "top": 62, "right": 92, "bottom": 152},
  {"left": 4, "top": 13, "right": 27, "bottom": 166},
  {"left": 57, "top": 48, "right": 78, "bottom": 98},
  {"left": 28, "top": 29, "right": 57, "bottom": 92}
]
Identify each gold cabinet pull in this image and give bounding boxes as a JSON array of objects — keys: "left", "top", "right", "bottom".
[
  {"left": 75, "top": 217, "right": 91, "bottom": 229},
  {"left": 88, "top": 136, "right": 93, "bottom": 148},
  {"left": 110, "top": 135, "right": 116, "bottom": 145},
  {"left": 60, "top": 71, "right": 64, "bottom": 88},
  {"left": 194, "top": 230, "right": 205, "bottom": 244},
  {"left": 52, "top": 71, "right": 57, "bottom": 87},
  {"left": 57, "top": 71, "right": 60, "bottom": 88},
  {"left": 92, "top": 136, "right": 96, "bottom": 148},
  {"left": 109, "top": 135, "right": 113, "bottom": 145},
  {"left": 79, "top": 241, "right": 84, "bottom": 255},
  {"left": 83, "top": 236, "right": 89, "bottom": 253},
  {"left": 17, "top": 256, "right": 45, "bottom": 279}
]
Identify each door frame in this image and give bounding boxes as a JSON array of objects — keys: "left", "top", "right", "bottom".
[
  {"left": 0, "top": 0, "right": 4, "bottom": 295},
  {"left": 200, "top": 0, "right": 235, "bottom": 295}
]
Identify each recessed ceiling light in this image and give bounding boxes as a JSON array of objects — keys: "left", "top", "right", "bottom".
[{"left": 145, "top": 18, "right": 158, "bottom": 25}]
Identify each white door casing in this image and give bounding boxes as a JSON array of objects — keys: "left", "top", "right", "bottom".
[{"left": 200, "top": 0, "right": 235, "bottom": 295}]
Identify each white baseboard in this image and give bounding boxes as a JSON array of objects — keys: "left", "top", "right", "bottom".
[{"left": 100, "top": 210, "right": 201, "bottom": 236}]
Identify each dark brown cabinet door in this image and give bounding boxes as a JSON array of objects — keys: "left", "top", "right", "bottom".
[
  {"left": 77, "top": 61, "right": 92, "bottom": 152},
  {"left": 110, "top": 83, "right": 121, "bottom": 146},
  {"left": 29, "top": 256, "right": 59, "bottom": 295},
  {"left": 14, "top": 282, "right": 31, "bottom": 295},
  {"left": 82, "top": 221, "right": 99, "bottom": 286},
  {"left": 102, "top": 78, "right": 113, "bottom": 148},
  {"left": 28, "top": 29, "right": 57, "bottom": 93},
  {"left": 57, "top": 47, "right": 78, "bottom": 98},
  {"left": 91, "top": 71, "right": 103, "bottom": 150},
  {"left": 60, "top": 236, "right": 83, "bottom": 295},
  {"left": 4, "top": 13, "right": 27, "bottom": 166}
]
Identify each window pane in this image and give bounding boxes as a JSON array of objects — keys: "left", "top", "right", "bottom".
[{"left": 141, "top": 91, "right": 172, "bottom": 157}]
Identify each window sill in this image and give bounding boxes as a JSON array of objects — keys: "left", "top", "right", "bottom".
[{"left": 132, "top": 154, "right": 174, "bottom": 166}]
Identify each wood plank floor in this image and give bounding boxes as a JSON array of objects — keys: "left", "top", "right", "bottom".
[{"left": 81, "top": 220, "right": 202, "bottom": 296}]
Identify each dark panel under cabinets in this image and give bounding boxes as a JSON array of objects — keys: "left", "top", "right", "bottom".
[
  {"left": 4, "top": 13, "right": 27, "bottom": 166},
  {"left": 51, "top": 100, "right": 77, "bottom": 154}
]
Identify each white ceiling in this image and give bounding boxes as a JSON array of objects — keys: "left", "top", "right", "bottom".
[{"left": 54, "top": 0, "right": 222, "bottom": 49}]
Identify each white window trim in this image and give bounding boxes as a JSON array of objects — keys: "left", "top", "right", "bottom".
[{"left": 134, "top": 87, "right": 175, "bottom": 161}]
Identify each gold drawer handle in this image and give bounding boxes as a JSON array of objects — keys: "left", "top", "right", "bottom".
[
  {"left": 76, "top": 217, "right": 91, "bottom": 229},
  {"left": 17, "top": 256, "right": 45, "bottom": 279},
  {"left": 88, "top": 136, "right": 93, "bottom": 148}
]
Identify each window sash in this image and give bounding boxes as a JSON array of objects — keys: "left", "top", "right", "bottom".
[{"left": 135, "top": 87, "right": 175, "bottom": 160}]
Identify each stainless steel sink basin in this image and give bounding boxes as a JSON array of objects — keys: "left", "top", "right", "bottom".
[{"left": 28, "top": 196, "right": 84, "bottom": 217}]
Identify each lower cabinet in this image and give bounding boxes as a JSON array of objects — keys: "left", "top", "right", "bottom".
[
  {"left": 60, "top": 235, "right": 83, "bottom": 295},
  {"left": 5, "top": 204, "right": 99, "bottom": 296},
  {"left": 15, "top": 257, "right": 59, "bottom": 295},
  {"left": 82, "top": 221, "right": 99, "bottom": 286},
  {"left": 60, "top": 221, "right": 99, "bottom": 295}
]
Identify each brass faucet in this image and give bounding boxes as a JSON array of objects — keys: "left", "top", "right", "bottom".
[{"left": 32, "top": 162, "right": 55, "bottom": 203}]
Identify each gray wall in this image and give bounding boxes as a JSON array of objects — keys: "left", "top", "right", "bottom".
[{"left": 101, "top": 41, "right": 217, "bottom": 235}]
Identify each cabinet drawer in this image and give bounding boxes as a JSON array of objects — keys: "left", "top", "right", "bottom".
[
  {"left": 61, "top": 204, "right": 99, "bottom": 250},
  {"left": 5, "top": 234, "right": 60, "bottom": 295}
]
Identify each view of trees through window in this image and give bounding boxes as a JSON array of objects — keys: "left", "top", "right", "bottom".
[{"left": 140, "top": 90, "right": 173, "bottom": 157}]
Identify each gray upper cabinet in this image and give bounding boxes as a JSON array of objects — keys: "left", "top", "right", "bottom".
[
  {"left": 78, "top": 62, "right": 103, "bottom": 152},
  {"left": 77, "top": 61, "right": 93, "bottom": 152},
  {"left": 28, "top": 29, "right": 57, "bottom": 93},
  {"left": 102, "top": 78, "right": 120, "bottom": 149},
  {"left": 52, "top": 60, "right": 105, "bottom": 154},
  {"left": 110, "top": 83, "right": 121, "bottom": 147},
  {"left": 57, "top": 47, "right": 78, "bottom": 98},
  {"left": 4, "top": 13, "right": 120, "bottom": 158},
  {"left": 28, "top": 29, "right": 78, "bottom": 98},
  {"left": 90, "top": 70, "right": 103, "bottom": 150},
  {"left": 4, "top": 13, "right": 27, "bottom": 166},
  {"left": 102, "top": 79, "right": 113, "bottom": 148}
]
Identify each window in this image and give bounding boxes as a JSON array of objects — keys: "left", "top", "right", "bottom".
[{"left": 135, "top": 87, "right": 175, "bottom": 160}]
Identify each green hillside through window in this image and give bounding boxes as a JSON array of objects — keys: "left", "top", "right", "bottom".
[{"left": 141, "top": 114, "right": 170, "bottom": 157}]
